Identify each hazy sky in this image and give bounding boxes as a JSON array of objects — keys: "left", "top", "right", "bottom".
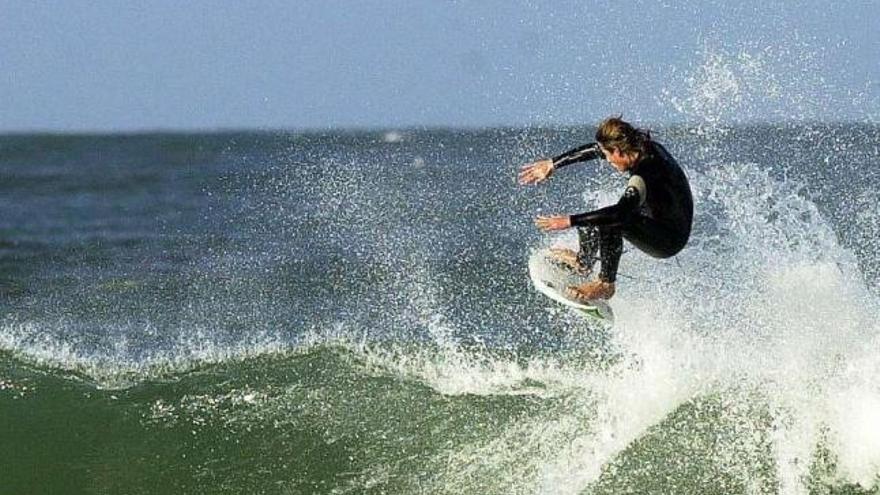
[{"left": 1, "top": 0, "right": 877, "bottom": 131}]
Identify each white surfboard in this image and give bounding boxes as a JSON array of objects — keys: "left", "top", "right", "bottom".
[
  {"left": 528, "top": 248, "right": 615, "bottom": 323},
  {"left": 531, "top": 277, "right": 615, "bottom": 322}
]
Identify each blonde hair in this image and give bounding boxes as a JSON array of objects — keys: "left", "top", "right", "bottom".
[{"left": 595, "top": 116, "right": 651, "bottom": 155}]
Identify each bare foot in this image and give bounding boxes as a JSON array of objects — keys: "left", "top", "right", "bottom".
[
  {"left": 566, "top": 280, "right": 615, "bottom": 301},
  {"left": 548, "top": 248, "right": 590, "bottom": 275}
]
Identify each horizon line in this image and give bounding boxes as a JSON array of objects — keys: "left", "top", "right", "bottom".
[{"left": 0, "top": 119, "right": 877, "bottom": 137}]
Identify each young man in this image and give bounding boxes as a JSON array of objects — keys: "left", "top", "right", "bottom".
[{"left": 519, "top": 117, "right": 693, "bottom": 300}]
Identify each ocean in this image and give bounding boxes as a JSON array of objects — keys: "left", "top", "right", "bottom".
[{"left": 2, "top": 123, "right": 879, "bottom": 494}]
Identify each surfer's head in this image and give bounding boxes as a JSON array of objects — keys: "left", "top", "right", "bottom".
[{"left": 596, "top": 116, "right": 650, "bottom": 172}]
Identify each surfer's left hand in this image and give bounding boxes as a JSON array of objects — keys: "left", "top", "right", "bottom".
[
  {"left": 518, "top": 159, "right": 554, "bottom": 185},
  {"left": 535, "top": 215, "right": 571, "bottom": 231}
]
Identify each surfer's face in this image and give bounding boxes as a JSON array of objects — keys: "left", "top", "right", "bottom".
[{"left": 599, "top": 144, "right": 638, "bottom": 172}]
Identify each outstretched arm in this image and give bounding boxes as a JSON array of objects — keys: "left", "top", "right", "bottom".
[
  {"left": 519, "top": 142, "right": 603, "bottom": 185},
  {"left": 551, "top": 142, "right": 602, "bottom": 169},
  {"left": 571, "top": 176, "right": 645, "bottom": 227},
  {"left": 536, "top": 176, "right": 646, "bottom": 231}
]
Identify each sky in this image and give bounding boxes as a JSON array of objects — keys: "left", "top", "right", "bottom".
[{"left": 1, "top": 0, "right": 878, "bottom": 132}]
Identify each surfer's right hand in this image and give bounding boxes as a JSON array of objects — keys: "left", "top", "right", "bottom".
[
  {"left": 518, "top": 159, "right": 554, "bottom": 185},
  {"left": 535, "top": 215, "right": 571, "bottom": 231}
]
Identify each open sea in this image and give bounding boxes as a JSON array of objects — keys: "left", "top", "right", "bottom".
[{"left": 2, "top": 122, "right": 880, "bottom": 494}]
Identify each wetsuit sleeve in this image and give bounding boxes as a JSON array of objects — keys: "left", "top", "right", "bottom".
[
  {"left": 570, "top": 176, "right": 645, "bottom": 227},
  {"left": 551, "top": 143, "right": 602, "bottom": 169}
]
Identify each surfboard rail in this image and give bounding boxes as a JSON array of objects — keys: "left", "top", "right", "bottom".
[
  {"left": 527, "top": 248, "right": 615, "bottom": 323},
  {"left": 531, "top": 278, "right": 615, "bottom": 322}
]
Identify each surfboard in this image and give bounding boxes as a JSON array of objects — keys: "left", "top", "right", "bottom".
[
  {"left": 528, "top": 248, "right": 615, "bottom": 323},
  {"left": 531, "top": 277, "right": 614, "bottom": 321}
]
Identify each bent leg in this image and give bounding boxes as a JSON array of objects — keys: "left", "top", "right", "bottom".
[
  {"left": 567, "top": 226, "right": 620, "bottom": 301},
  {"left": 577, "top": 226, "right": 601, "bottom": 271},
  {"left": 598, "top": 226, "right": 623, "bottom": 283}
]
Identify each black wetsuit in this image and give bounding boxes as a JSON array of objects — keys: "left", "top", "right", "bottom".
[{"left": 551, "top": 141, "right": 693, "bottom": 283}]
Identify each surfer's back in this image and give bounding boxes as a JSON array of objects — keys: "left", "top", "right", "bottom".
[{"left": 632, "top": 141, "right": 694, "bottom": 240}]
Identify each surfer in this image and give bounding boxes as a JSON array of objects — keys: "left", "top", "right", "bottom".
[{"left": 519, "top": 117, "right": 693, "bottom": 300}]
